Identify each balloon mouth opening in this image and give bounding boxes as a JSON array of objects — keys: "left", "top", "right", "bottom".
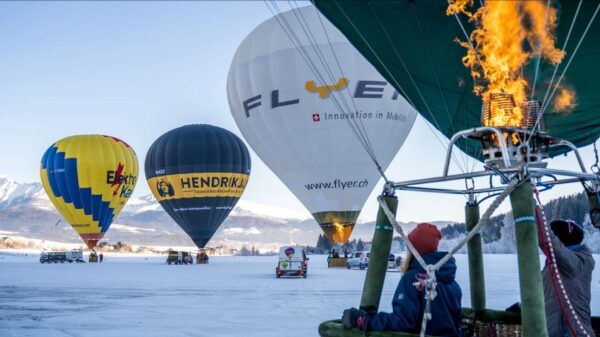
[
  {"left": 319, "top": 222, "right": 355, "bottom": 244},
  {"left": 79, "top": 233, "right": 105, "bottom": 250},
  {"left": 192, "top": 237, "right": 211, "bottom": 249}
]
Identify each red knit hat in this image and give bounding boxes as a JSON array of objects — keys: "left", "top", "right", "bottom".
[{"left": 408, "top": 223, "right": 442, "bottom": 255}]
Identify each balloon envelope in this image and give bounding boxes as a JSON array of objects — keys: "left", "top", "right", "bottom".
[
  {"left": 227, "top": 6, "right": 417, "bottom": 243},
  {"left": 314, "top": 1, "right": 600, "bottom": 159},
  {"left": 40, "top": 135, "right": 139, "bottom": 249},
  {"left": 145, "top": 125, "right": 251, "bottom": 248}
]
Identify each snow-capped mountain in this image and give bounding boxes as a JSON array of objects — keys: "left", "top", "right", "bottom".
[
  {"left": 0, "top": 177, "right": 323, "bottom": 249},
  {"left": 0, "top": 176, "right": 50, "bottom": 211},
  {"left": 0, "top": 176, "right": 459, "bottom": 251}
]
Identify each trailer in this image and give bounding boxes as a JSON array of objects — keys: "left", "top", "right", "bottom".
[{"left": 39, "top": 251, "right": 67, "bottom": 264}]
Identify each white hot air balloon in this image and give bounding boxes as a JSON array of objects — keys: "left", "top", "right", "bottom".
[{"left": 227, "top": 6, "right": 417, "bottom": 243}]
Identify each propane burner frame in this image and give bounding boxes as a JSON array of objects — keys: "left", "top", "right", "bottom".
[
  {"left": 470, "top": 126, "right": 555, "bottom": 170},
  {"left": 382, "top": 125, "right": 596, "bottom": 198}
]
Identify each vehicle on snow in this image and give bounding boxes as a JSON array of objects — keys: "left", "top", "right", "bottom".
[
  {"left": 393, "top": 254, "right": 403, "bottom": 271},
  {"left": 166, "top": 251, "right": 194, "bottom": 265},
  {"left": 65, "top": 250, "right": 85, "bottom": 263},
  {"left": 388, "top": 254, "right": 401, "bottom": 269},
  {"left": 346, "top": 251, "right": 370, "bottom": 269},
  {"left": 276, "top": 246, "right": 308, "bottom": 278},
  {"left": 40, "top": 251, "right": 67, "bottom": 263}
]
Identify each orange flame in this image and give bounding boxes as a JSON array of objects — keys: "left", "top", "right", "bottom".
[
  {"left": 448, "top": 0, "right": 575, "bottom": 125},
  {"left": 553, "top": 87, "right": 577, "bottom": 113}
]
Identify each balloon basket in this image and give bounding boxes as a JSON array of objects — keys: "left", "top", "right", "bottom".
[
  {"left": 318, "top": 125, "right": 600, "bottom": 337},
  {"left": 327, "top": 258, "right": 347, "bottom": 268},
  {"left": 318, "top": 309, "right": 600, "bottom": 337}
]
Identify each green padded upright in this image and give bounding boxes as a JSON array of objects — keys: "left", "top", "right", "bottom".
[{"left": 509, "top": 181, "right": 548, "bottom": 337}]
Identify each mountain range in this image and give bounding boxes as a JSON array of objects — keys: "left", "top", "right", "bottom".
[{"left": 0, "top": 176, "right": 451, "bottom": 252}]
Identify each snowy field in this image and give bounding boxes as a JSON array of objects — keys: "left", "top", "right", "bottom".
[{"left": 1, "top": 252, "right": 599, "bottom": 337}]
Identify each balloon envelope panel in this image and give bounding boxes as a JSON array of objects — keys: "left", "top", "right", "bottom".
[
  {"left": 40, "top": 135, "right": 139, "bottom": 249},
  {"left": 227, "top": 6, "right": 417, "bottom": 243},
  {"left": 145, "top": 124, "right": 251, "bottom": 248}
]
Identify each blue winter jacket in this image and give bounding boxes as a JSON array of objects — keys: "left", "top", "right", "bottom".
[{"left": 368, "top": 252, "right": 463, "bottom": 337}]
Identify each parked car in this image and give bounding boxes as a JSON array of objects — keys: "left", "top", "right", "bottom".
[
  {"left": 394, "top": 254, "right": 404, "bottom": 271},
  {"left": 346, "top": 251, "right": 370, "bottom": 269},
  {"left": 166, "top": 251, "right": 193, "bottom": 265},
  {"left": 40, "top": 251, "right": 67, "bottom": 264},
  {"left": 388, "top": 254, "right": 398, "bottom": 269},
  {"left": 276, "top": 246, "right": 308, "bottom": 278}
]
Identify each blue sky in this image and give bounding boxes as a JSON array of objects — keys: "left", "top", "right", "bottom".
[{"left": 0, "top": 1, "right": 596, "bottom": 223}]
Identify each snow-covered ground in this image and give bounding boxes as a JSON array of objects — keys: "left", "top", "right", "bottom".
[{"left": 0, "top": 252, "right": 599, "bottom": 337}]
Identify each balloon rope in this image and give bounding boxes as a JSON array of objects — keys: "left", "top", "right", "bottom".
[
  {"left": 362, "top": 1, "right": 467, "bottom": 173},
  {"left": 540, "top": 0, "right": 582, "bottom": 110},
  {"left": 539, "top": 2, "right": 600, "bottom": 118},
  {"left": 530, "top": 0, "right": 553, "bottom": 102},
  {"left": 290, "top": 2, "right": 378, "bottom": 164},
  {"left": 264, "top": 1, "right": 382, "bottom": 173},
  {"left": 411, "top": 3, "right": 471, "bottom": 174}
]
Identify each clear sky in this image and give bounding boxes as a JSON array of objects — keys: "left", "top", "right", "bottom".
[{"left": 0, "top": 1, "right": 596, "bottom": 224}]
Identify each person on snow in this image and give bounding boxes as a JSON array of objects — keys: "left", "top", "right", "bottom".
[
  {"left": 540, "top": 219, "right": 595, "bottom": 337},
  {"left": 342, "top": 223, "right": 462, "bottom": 337}
]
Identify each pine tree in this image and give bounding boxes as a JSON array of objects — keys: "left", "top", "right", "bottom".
[{"left": 357, "top": 239, "right": 364, "bottom": 251}]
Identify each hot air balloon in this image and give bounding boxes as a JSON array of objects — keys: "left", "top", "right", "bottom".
[
  {"left": 227, "top": 6, "right": 417, "bottom": 244},
  {"left": 145, "top": 124, "right": 251, "bottom": 248},
  {"left": 40, "top": 135, "right": 139, "bottom": 249},
  {"left": 313, "top": 0, "right": 600, "bottom": 159}
]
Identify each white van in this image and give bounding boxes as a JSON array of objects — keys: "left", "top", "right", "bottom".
[{"left": 275, "top": 246, "right": 308, "bottom": 278}]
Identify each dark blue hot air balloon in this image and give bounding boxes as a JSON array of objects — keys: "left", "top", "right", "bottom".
[{"left": 145, "top": 125, "right": 251, "bottom": 248}]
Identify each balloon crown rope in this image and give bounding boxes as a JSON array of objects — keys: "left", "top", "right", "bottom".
[{"left": 326, "top": 94, "right": 600, "bottom": 337}]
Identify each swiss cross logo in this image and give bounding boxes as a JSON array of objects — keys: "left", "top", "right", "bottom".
[{"left": 312, "top": 114, "right": 320, "bottom": 122}]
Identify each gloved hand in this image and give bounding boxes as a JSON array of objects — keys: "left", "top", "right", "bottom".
[{"left": 342, "top": 307, "right": 370, "bottom": 330}]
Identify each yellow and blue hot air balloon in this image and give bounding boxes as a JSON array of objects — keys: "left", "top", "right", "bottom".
[{"left": 40, "top": 135, "right": 139, "bottom": 249}]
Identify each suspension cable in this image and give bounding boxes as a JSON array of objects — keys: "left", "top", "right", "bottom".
[
  {"left": 592, "top": 141, "right": 600, "bottom": 175},
  {"left": 540, "top": 0, "right": 583, "bottom": 109},
  {"left": 362, "top": 1, "right": 468, "bottom": 173},
  {"left": 287, "top": 2, "right": 385, "bottom": 179},
  {"left": 292, "top": 2, "right": 387, "bottom": 179},
  {"left": 265, "top": 1, "right": 389, "bottom": 181},
  {"left": 528, "top": 0, "right": 584, "bottom": 144},
  {"left": 411, "top": 3, "right": 471, "bottom": 173},
  {"left": 446, "top": 0, "right": 483, "bottom": 68},
  {"left": 530, "top": 0, "right": 552, "bottom": 101},
  {"left": 540, "top": 2, "right": 600, "bottom": 118},
  {"left": 298, "top": 1, "right": 378, "bottom": 158}
]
